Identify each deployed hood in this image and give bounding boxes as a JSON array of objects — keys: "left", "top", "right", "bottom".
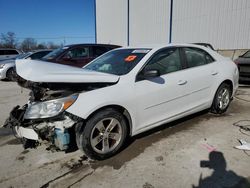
[
  {"left": 15, "top": 60, "right": 120, "bottom": 102},
  {"left": 15, "top": 59, "right": 120, "bottom": 83}
]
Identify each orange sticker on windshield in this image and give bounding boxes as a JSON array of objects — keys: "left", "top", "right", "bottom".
[{"left": 125, "top": 55, "right": 137, "bottom": 62}]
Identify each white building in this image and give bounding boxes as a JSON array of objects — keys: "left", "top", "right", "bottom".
[{"left": 95, "top": 0, "right": 250, "bottom": 50}]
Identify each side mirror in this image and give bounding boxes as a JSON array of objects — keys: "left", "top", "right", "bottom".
[{"left": 140, "top": 69, "right": 160, "bottom": 80}]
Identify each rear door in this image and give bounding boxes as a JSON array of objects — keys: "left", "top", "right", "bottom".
[{"left": 179, "top": 47, "right": 217, "bottom": 109}]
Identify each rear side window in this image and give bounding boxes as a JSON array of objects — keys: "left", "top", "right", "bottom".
[
  {"left": 93, "top": 46, "right": 108, "bottom": 56},
  {"left": 144, "top": 48, "right": 182, "bottom": 75},
  {"left": 183, "top": 47, "right": 214, "bottom": 68}
]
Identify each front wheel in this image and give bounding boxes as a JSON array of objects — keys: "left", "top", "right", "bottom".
[
  {"left": 6, "top": 68, "right": 16, "bottom": 81},
  {"left": 210, "top": 83, "right": 232, "bottom": 114},
  {"left": 78, "top": 108, "right": 128, "bottom": 160}
]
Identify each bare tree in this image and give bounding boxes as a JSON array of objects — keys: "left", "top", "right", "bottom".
[
  {"left": 47, "top": 41, "right": 61, "bottom": 49},
  {"left": 0, "top": 32, "right": 17, "bottom": 48},
  {"left": 21, "top": 38, "right": 37, "bottom": 52},
  {"left": 37, "top": 42, "right": 47, "bottom": 49}
]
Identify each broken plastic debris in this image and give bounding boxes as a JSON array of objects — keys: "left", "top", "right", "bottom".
[{"left": 234, "top": 139, "right": 250, "bottom": 151}]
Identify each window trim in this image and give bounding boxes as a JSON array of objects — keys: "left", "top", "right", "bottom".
[
  {"left": 181, "top": 47, "right": 215, "bottom": 69},
  {"left": 136, "top": 47, "right": 185, "bottom": 82}
]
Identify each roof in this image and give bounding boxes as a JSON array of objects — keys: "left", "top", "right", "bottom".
[
  {"left": 64, "top": 43, "right": 121, "bottom": 48},
  {"left": 120, "top": 43, "right": 212, "bottom": 51}
]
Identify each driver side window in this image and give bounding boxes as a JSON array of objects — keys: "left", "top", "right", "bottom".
[{"left": 144, "top": 48, "right": 182, "bottom": 75}]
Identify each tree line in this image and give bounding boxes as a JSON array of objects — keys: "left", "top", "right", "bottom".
[{"left": 0, "top": 32, "right": 62, "bottom": 52}]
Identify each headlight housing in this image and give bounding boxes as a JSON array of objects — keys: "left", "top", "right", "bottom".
[
  {"left": 0, "top": 64, "right": 5, "bottom": 69},
  {"left": 24, "top": 94, "right": 78, "bottom": 119}
]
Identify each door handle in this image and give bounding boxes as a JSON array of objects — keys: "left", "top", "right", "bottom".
[
  {"left": 178, "top": 80, "right": 187, "bottom": 85},
  {"left": 211, "top": 71, "right": 218, "bottom": 75}
]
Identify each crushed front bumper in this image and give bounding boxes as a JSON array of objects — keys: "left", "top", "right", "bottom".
[
  {"left": 3, "top": 105, "right": 27, "bottom": 128},
  {"left": 3, "top": 105, "right": 78, "bottom": 150},
  {"left": 3, "top": 105, "right": 39, "bottom": 140}
]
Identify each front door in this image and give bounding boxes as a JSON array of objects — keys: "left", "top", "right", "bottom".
[{"left": 134, "top": 48, "right": 190, "bottom": 132}]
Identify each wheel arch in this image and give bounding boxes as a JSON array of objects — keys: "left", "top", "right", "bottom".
[
  {"left": 213, "top": 79, "right": 233, "bottom": 96},
  {"left": 222, "top": 79, "right": 233, "bottom": 93},
  {"left": 85, "top": 104, "right": 133, "bottom": 136}
]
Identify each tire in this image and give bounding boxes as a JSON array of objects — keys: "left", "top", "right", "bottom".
[
  {"left": 78, "top": 108, "right": 128, "bottom": 160},
  {"left": 210, "top": 83, "right": 232, "bottom": 114},
  {"left": 6, "top": 68, "right": 15, "bottom": 81}
]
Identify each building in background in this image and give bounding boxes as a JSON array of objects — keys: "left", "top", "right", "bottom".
[{"left": 95, "top": 0, "right": 250, "bottom": 50}]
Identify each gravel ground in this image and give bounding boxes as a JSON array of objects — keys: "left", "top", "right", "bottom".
[{"left": 0, "top": 81, "right": 250, "bottom": 188}]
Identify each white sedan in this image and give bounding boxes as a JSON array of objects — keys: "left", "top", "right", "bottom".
[{"left": 4, "top": 44, "right": 239, "bottom": 160}]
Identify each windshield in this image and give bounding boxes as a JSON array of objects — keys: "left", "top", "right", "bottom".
[
  {"left": 242, "top": 50, "right": 250, "bottom": 58},
  {"left": 42, "top": 47, "right": 68, "bottom": 60},
  {"left": 16, "top": 52, "right": 32, "bottom": 59},
  {"left": 85, "top": 49, "right": 151, "bottom": 75}
]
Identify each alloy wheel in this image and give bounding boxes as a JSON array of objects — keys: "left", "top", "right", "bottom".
[
  {"left": 217, "top": 88, "right": 230, "bottom": 110},
  {"left": 90, "top": 118, "right": 122, "bottom": 154}
]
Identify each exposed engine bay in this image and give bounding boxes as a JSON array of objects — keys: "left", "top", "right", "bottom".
[{"left": 16, "top": 76, "right": 115, "bottom": 101}]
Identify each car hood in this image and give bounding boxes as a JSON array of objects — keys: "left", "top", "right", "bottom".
[{"left": 15, "top": 59, "right": 120, "bottom": 83}]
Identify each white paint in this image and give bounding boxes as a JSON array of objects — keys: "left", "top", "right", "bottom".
[
  {"left": 15, "top": 126, "right": 39, "bottom": 140},
  {"left": 66, "top": 44, "right": 239, "bottom": 136},
  {"left": 16, "top": 44, "right": 239, "bottom": 139},
  {"left": 15, "top": 59, "right": 119, "bottom": 83}
]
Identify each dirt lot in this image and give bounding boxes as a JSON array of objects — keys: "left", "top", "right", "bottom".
[{"left": 0, "top": 81, "right": 250, "bottom": 188}]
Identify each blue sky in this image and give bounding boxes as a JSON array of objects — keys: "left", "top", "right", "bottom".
[{"left": 0, "top": 0, "right": 95, "bottom": 45}]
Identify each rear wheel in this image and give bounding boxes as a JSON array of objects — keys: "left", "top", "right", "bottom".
[
  {"left": 210, "top": 83, "right": 232, "bottom": 114},
  {"left": 78, "top": 108, "right": 128, "bottom": 160}
]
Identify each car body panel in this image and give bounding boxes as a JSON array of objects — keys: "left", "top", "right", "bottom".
[
  {"left": 0, "top": 61, "right": 15, "bottom": 79},
  {"left": 16, "top": 59, "right": 120, "bottom": 83},
  {"left": 7, "top": 43, "right": 239, "bottom": 143},
  {"left": 0, "top": 50, "right": 52, "bottom": 80},
  {"left": 0, "top": 48, "right": 21, "bottom": 61},
  {"left": 234, "top": 51, "right": 250, "bottom": 83},
  {"left": 66, "top": 44, "right": 239, "bottom": 136}
]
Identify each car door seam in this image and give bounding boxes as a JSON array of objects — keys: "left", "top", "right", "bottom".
[{"left": 144, "top": 86, "right": 210, "bottom": 110}]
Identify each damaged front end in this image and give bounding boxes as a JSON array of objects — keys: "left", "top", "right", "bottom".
[
  {"left": 4, "top": 79, "right": 117, "bottom": 151},
  {"left": 4, "top": 59, "right": 119, "bottom": 151},
  {"left": 4, "top": 92, "right": 80, "bottom": 150}
]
